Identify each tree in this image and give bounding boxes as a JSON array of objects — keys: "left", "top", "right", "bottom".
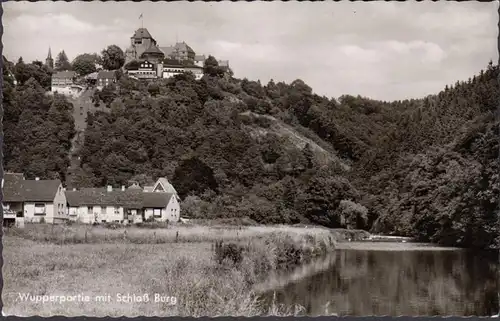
[
  {"left": 338, "top": 199, "right": 368, "bottom": 229},
  {"left": 72, "top": 53, "right": 100, "bottom": 76},
  {"left": 101, "top": 45, "right": 125, "bottom": 70},
  {"left": 55, "top": 50, "right": 72, "bottom": 71},
  {"left": 172, "top": 157, "right": 219, "bottom": 199},
  {"left": 203, "top": 55, "right": 224, "bottom": 77},
  {"left": 13, "top": 60, "right": 52, "bottom": 89}
]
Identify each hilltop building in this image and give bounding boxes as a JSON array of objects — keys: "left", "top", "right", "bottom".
[
  {"left": 123, "top": 27, "right": 229, "bottom": 81},
  {"left": 125, "top": 28, "right": 165, "bottom": 64},
  {"left": 160, "top": 42, "right": 196, "bottom": 61},
  {"left": 96, "top": 70, "right": 117, "bottom": 89}
]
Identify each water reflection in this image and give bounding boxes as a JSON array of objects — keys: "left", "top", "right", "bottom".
[{"left": 262, "top": 243, "right": 499, "bottom": 316}]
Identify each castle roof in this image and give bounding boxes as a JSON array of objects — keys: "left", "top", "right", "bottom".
[
  {"left": 174, "top": 42, "right": 195, "bottom": 54},
  {"left": 142, "top": 45, "right": 165, "bottom": 56},
  {"left": 160, "top": 46, "right": 175, "bottom": 56},
  {"left": 132, "top": 28, "right": 154, "bottom": 39}
]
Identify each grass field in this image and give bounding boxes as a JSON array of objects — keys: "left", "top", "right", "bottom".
[{"left": 3, "top": 223, "right": 365, "bottom": 317}]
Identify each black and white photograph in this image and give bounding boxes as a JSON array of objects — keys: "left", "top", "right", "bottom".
[{"left": 1, "top": 1, "right": 499, "bottom": 317}]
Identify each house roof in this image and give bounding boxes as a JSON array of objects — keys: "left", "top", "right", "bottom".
[
  {"left": 23, "top": 180, "right": 62, "bottom": 202},
  {"left": 65, "top": 188, "right": 143, "bottom": 208},
  {"left": 53, "top": 71, "right": 76, "bottom": 79},
  {"left": 184, "top": 65, "right": 203, "bottom": 71},
  {"left": 143, "top": 192, "right": 173, "bottom": 208},
  {"left": 3, "top": 173, "right": 62, "bottom": 202},
  {"left": 155, "top": 177, "right": 179, "bottom": 195},
  {"left": 132, "top": 28, "right": 154, "bottom": 39},
  {"left": 65, "top": 188, "right": 173, "bottom": 209},
  {"left": 128, "top": 183, "right": 142, "bottom": 190},
  {"left": 97, "top": 70, "right": 116, "bottom": 80},
  {"left": 3, "top": 173, "right": 25, "bottom": 202},
  {"left": 85, "top": 72, "right": 98, "bottom": 80},
  {"left": 144, "top": 186, "right": 154, "bottom": 192}
]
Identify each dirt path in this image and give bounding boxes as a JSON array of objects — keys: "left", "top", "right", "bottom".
[{"left": 66, "top": 88, "right": 107, "bottom": 187}]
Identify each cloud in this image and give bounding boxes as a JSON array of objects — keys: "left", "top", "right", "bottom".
[
  {"left": 13, "top": 13, "right": 98, "bottom": 34},
  {"left": 2, "top": 1, "right": 497, "bottom": 101},
  {"left": 337, "top": 45, "right": 383, "bottom": 64},
  {"left": 375, "top": 40, "right": 447, "bottom": 64}
]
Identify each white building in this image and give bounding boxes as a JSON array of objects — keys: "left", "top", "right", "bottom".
[
  {"left": 65, "top": 177, "right": 180, "bottom": 224},
  {"left": 126, "top": 60, "right": 158, "bottom": 80},
  {"left": 2, "top": 173, "right": 67, "bottom": 225},
  {"left": 162, "top": 63, "right": 204, "bottom": 80}
]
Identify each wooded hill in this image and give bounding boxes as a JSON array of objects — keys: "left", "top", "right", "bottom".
[{"left": 3, "top": 56, "right": 499, "bottom": 249}]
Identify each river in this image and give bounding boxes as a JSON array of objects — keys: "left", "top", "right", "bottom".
[{"left": 259, "top": 242, "right": 499, "bottom": 316}]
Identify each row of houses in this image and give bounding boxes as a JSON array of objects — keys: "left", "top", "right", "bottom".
[{"left": 2, "top": 173, "right": 180, "bottom": 226}]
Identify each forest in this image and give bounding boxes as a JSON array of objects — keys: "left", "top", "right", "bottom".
[{"left": 3, "top": 55, "right": 499, "bottom": 249}]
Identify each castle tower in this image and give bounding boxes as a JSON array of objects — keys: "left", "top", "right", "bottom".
[{"left": 45, "top": 47, "right": 54, "bottom": 69}]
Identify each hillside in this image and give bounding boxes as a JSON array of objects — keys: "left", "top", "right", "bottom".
[{"left": 2, "top": 57, "right": 499, "bottom": 248}]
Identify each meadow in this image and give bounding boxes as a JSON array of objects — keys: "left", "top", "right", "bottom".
[{"left": 2, "top": 223, "right": 368, "bottom": 316}]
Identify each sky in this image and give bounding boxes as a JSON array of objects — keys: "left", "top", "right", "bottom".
[{"left": 3, "top": 1, "right": 498, "bottom": 101}]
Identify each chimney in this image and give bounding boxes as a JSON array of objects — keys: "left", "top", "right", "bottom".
[
  {"left": 121, "top": 185, "right": 125, "bottom": 191},
  {"left": 35, "top": 177, "right": 40, "bottom": 181},
  {"left": 107, "top": 185, "right": 112, "bottom": 192}
]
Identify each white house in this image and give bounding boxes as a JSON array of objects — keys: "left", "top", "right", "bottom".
[
  {"left": 126, "top": 60, "right": 158, "bottom": 80},
  {"left": 2, "top": 173, "right": 67, "bottom": 225},
  {"left": 51, "top": 71, "right": 77, "bottom": 92},
  {"left": 65, "top": 186, "right": 143, "bottom": 224},
  {"left": 65, "top": 177, "right": 180, "bottom": 224},
  {"left": 142, "top": 192, "right": 179, "bottom": 223}
]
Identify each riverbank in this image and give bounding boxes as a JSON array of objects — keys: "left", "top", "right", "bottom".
[{"left": 3, "top": 223, "right": 367, "bottom": 316}]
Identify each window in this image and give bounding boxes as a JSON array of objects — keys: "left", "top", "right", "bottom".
[
  {"left": 114, "top": 207, "right": 120, "bottom": 214},
  {"left": 87, "top": 206, "right": 93, "bottom": 215},
  {"left": 34, "top": 203, "right": 46, "bottom": 215},
  {"left": 153, "top": 208, "right": 162, "bottom": 217}
]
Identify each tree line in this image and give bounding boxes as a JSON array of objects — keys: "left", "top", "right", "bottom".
[{"left": 2, "top": 51, "right": 498, "bottom": 249}]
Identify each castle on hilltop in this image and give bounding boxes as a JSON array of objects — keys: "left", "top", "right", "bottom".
[{"left": 124, "top": 27, "right": 229, "bottom": 80}]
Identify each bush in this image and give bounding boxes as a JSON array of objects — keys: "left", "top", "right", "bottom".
[
  {"left": 338, "top": 199, "right": 368, "bottom": 229},
  {"left": 213, "top": 240, "right": 244, "bottom": 266}
]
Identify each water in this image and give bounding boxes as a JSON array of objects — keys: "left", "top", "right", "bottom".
[{"left": 260, "top": 242, "right": 499, "bottom": 316}]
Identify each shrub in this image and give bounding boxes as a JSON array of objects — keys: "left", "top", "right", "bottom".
[
  {"left": 338, "top": 199, "right": 368, "bottom": 229},
  {"left": 213, "top": 240, "right": 244, "bottom": 266}
]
